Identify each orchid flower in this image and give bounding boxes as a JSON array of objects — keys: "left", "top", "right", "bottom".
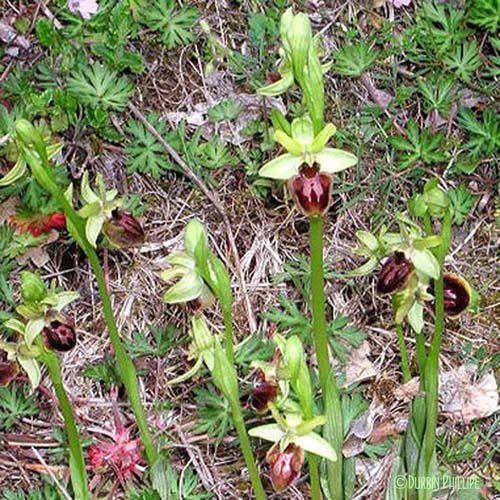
[
  {"left": 259, "top": 116, "right": 357, "bottom": 180},
  {"left": 249, "top": 411, "right": 336, "bottom": 492},
  {"left": 14, "top": 272, "right": 79, "bottom": 348},
  {"left": 0, "top": 322, "right": 42, "bottom": 390},
  {"left": 259, "top": 117, "right": 357, "bottom": 216},
  {"left": 161, "top": 219, "right": 215, "bottom": 308},
  {"left": 167, "top": 315, "right": 218, "bottom": 385}
]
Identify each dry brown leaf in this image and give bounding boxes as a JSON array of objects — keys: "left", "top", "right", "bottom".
[
  {"left": 440, "top": 365, "right": 499, "bottom": 423},
  {"left": 16, "top": 230, "right": 60, "bottom": 268},
  {"left": 368, "top": 417, "right": 408, "bottom": 444},
  {"left": 344, "top": 341, "right": 378, "bottom": 387},
  {"left": 0, "top": 197, "right": 18, "bottom": 225}
]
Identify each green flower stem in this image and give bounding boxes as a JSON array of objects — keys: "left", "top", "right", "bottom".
[
  {"left": 395, "top": 322, "right": 411, "bottom": 383},
  {"left": 229, "top": 400, "right": 267, "bottom": 500},
  {"left": 85, "top": 250, "right": 158, "bottom": 464},
  {"left": 414, "top": 332, "right": 427, "bottom": 375},
  {"left": 19, "top": 131, "right": 159, "bottom": 466},
  {"left": 41, "top": 349, "right": 89, "bottom": 500},
  {"left": 300, "top": 383, "right": 322, "bottom": 500},
  {"left": 393, "top": 295, "right": 411, "bottom": 383},
  {"left": 420, "top": 210, "right": 452, "bottom": 498},
  {"left": 222, "top": 305, "right": 235, "bottom": 365},
  {"left": 309, "top": 216, "right": 343, "bottom": 500}
]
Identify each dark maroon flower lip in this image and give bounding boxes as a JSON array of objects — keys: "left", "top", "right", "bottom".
[
  {"left": 266, "top": 442, "right": 304, "bottom": 492},
  {"left": 442, "top": 273, "right": 471, "bottom": 317},
  {"left": 43, "top": 320, "right": 77, "bottom": 352},
  {"left": 103, "top": 209, "right": 145, "bottom": 248},
  {"left": 0, "top": 352, "right": 18, "bottom": 387},
  {"left": 377, "top": 252, "right": 414, "bottom": 295},
  {"left": 288, "top": 164, "right": 332, "bottom": 217},
  {"left": 248, "top": 380, "right": 278, "bottom": 412}
]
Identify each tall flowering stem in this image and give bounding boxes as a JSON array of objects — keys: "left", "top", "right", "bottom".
[
  {"left": 40, "top": 347, "right": 90, "bottom": 500},
  {"left": 15, "top": 120, "right": 159, "bottom": 466},
  {"left": 419, "top": 210, "right": 451, "bottom": 498},
  {"left": 309, "top": 216, "right": 343, "bottom": 500}
]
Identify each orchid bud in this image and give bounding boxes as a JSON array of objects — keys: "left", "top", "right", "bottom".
[
  {"left": 43, "top": 320, "right": 76, "bottom": 352},
  {"left": 377, "top": 252, "right": 414, "bottom": 295},
  {"left": 248, "top": 373, "right": 278, "bottom": 413},
  {"left": 442, "top": 274, "right": 471, "bottom": 318},
  {"left": 0, "top": 352, "right": 18, "bottom": 386},
  {"left": 288, "top": 164, "right": 332, "bottom": 217},
  {"left": 103, "top": 209, "right": 145, "bottom": 248},
  {"left": 20, "top": 271, "right": 47, "bottom": 303},
  {"left": 266, "top": 442, "right": 304, "bottom": 492}
]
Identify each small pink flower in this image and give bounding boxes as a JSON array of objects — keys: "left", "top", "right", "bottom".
[
  {"left": 87, "top": 387, "right": 144, "bottom": 479},
  {"left": 393, "top": 0, "right": 412, "bottom": 7},
  {"left": 68, "top": 0, "right": 99, "bottom": 20}
]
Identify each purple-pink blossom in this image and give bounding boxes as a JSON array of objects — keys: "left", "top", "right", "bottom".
[
  {"left": 393, "top": 0, "right": 411, "bottom": 7},
  {"left": 68, "top": 0, "right": 99, "bottom": 20}
]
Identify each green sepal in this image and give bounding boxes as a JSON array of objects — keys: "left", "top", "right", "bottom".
[
  {"left": 270, "top": 109, "right": 292, "bottom": 135},
  {"left": 162, "top": 271, "right": 203, "bottom": 304},
  {"left": 211, "top": 341, "right": 239, "bottom": 405},
  {"left": 0, "top": 156, "right": 27, "bottom": 187}
]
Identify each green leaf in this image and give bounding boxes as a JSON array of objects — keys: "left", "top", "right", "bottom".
[
  {"left": 333, "top": 41, "right": 379, "bottom": 77},
  {"left": 125, "top": 113, "right": 175, "bottom": 179},
  {"left": 66, "top": 63, "right": 134, "bottom": 111},
  {"left": 443, "top": 41, "right": 481, "bottom": 82},
  {"left": 140, "top": 0, "right": 199, "bottom": 50}
]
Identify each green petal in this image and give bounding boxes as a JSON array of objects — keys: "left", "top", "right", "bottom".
[
  {"left": 78, "top": 201, "right": 102, "bottom": 219},
  {"left": 294, "top": 432, "right": 337, "bottom": 461},
  {"left": 311, "top": 123, "right": 337, "bottom": 153},
  {"left": 315, "top": 148, "right": 358, "bottom": 173},
  {"left": 0, "top": 156, "right": 27, "bottom": 187},
  {"left": 248, "top": 423, "right": 285, "bottom": 443},
  {"left": 184, "top": 219, "right": 208, "bottom": 257},
  {"left": 81, "top": 171, "right": 99, "bottom": 204},
  {"left": 291, "top": 117, "right": 314, "bottom": 145},
  {"left": 162, "top": 271, "right": 203, "bottom": 304},
  {"left": 273, "top": 130, "right": 303, "bottom": 156},
  {"left": 25, "top": 319, "right": 45, "bottom": 347},
  {"left": 86, "top": 215, "right": 105, "bottom": 248},
  {"left": 3, "top": 319, "right": 27, "bottom": 335},
  {"left": 257, "top": 71, "right": 294, "bottom": 97},
  {"left": 410, "top": 248, "right": 440, "bottom": 280},
  {"left": 54, "top": 291, "right": 80, "bottom": 311},
  {"left": 165, "top": 251, "right": 195, "bottom": 269},
  {"left": 18, "top": 357, "right": 41, "bottom": 391},
  {"left": 259, "top": 154, "right": 301, "bottom": 180},
  {"left": 167, "top": 356, "right": 204, "bottom": 385},
  {"left": 407, "top": 302, "right": 424, "bottom": 334}
]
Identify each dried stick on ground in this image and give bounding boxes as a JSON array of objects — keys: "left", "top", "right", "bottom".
[{"left": 127, "top": 102, "right": 257, "bottom": 333}]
